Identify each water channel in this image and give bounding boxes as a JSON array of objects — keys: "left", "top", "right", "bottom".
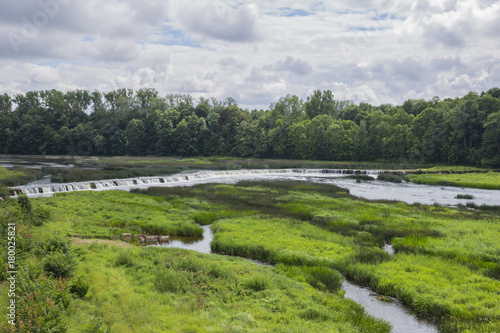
[{"left": 152, "top": 224, "right": 437, "bottom": 333}]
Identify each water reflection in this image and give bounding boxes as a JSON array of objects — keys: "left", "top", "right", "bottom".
[
  {"left": 342, "top": 282, "right": 437, "bottom": 333},
  {"left": 155, "top": 224, "right": 213, "bottom": 253}
]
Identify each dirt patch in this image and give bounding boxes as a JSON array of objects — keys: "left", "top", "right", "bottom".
[{"left": 71, "top": 238, "right": 133, "bottom": 248}]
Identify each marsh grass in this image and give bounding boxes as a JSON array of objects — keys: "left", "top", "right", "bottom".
[
  {"left": 10, "top": 178, "right": 500, "bottom": 331},
  {"left": 377, "top": 173, "right": 406, "bottom": 183},
  {"left": 407, "top": 172, "right": 500, "bottom": 190},
  {"left": 455, "top": 194, "right": 474, "bottom": 199},
  {"left": 0, "top": 166, "right": 43, "bottom": 186},
  {"left": 59, "top": 246, "right": 392, "bottom": 332},
  {"left": 33, "top": 191, "right": 204, "bottom": 237}
]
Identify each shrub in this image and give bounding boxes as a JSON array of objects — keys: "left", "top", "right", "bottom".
[
  {"left": 70, "top": 276, "right": 89, "bottom": 299},
  {"left": 43, "top": 251, "right": 76, "bottom": 279},
  {"left": 8, "top": 272, "right": 70, "bottom": 333},
  {"left": 115, "top": 250, "right": 135, "bottom": 267},
  {"left": 17, "top": 194, "right": 32, "bottom": 215},
  {"left": 154, "top": 268, "right": 187, "bottom": 293},
  {"left": 241, "top": 275, "right": 269, "bottom": 292},
  {"left": 38, "top": 235, "right": 71, "bottom": 255}
]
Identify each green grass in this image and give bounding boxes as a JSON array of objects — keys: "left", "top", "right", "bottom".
[
  {"left": 407, "top": 172, "right": 500, "bottom": 190},
  {"left": 0, "top": 166, "right": 42, "bottom": 186},
  {"left": 33, "top": 191, "right": 205, "bottom": 237},
  {"left": 137, "top": 181, "right": 500, "bottom": 331},
  {"left": 59, "top": 246, "right": 391, "bottom": 332},
  {"left": 4, "top": 178, "right": 500, "bottom": 332}
]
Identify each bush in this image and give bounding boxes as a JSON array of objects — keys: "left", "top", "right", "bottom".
[
  {"left": 241, "top": 275, "right": 269, "bottom": 292},
  {"left": 43, "top": 251, "right": 76, "bottom": 279},
  {"left": 154, "top": 268, "right": 187, "bottom": 293},
  {"left": 115, "top": 250, "right": 135, "bottom": 267},
  {"left": 17, "top": 194, "right": 32, "bottom": 215},
  {"left": 7, "top": 272, "right": 70, "bottom": 333},
  {"left": 70, "top": 276, "right": 89, "bottom": 299},
  {"left": 38, "top": 235, "right": 71, "bottom": 255}
]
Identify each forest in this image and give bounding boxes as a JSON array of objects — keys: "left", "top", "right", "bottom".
[{"left": 0, "top": 87, "right": 499, "bottom": 167}]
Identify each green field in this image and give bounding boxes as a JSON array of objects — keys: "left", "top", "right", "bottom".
[
  {"left": 2, "top": 180, "right": 500, "bottom": 332},
  {"left": 407, "top": 172, "right": 500, "bottom": 190}
]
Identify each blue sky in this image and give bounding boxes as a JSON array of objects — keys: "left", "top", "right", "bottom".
[{"left": 1, "top": 0, "right": 499, "bottom": 109}]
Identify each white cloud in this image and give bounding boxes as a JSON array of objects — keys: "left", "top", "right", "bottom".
[{"left": 0, "top": 0, "right": 499, "bottom": 110}]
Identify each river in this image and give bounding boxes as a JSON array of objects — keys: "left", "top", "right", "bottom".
[{"left": 15, "top": 168, "right": 500, "bottom": 207}]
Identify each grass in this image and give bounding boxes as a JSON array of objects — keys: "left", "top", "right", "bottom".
[
  {"left": 455, "top": 194, "right": 474, "bottom": 199},
  {"left": 33, "top": 191, "right": 205, "bottom": 237},
  {"left": 0, "top": 194, "right": 392, "bottom": 332},
  {"left": 407, "top": 172, "right": 500, "bottom": 190},
  {"left": 0, "top": 166, "right": 43, "bottom": 186},
  {"left": 4, "top": 178, "right": 500, "bottom": 331},
  {"left": 137, "top": 180, "right": 500, "bottom": 331}
]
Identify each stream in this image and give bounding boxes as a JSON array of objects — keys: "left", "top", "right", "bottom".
[{"left": 153, "top": 225, "right": 438, "bottom": 333}]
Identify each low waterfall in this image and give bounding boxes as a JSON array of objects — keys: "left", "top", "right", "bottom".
[{"left": 14, "top": 168, "right": 386, "bottom": 197}]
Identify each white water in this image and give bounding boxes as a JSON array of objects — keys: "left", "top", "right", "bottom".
[
  {"left": 14, "top": 169, "right": 500, "bottom": 207},
  {"left": 16, "top": 169, "right": 382, "bottom": 197}
]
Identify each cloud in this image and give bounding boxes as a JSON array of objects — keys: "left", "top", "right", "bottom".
[
  {"left": 0, "top": 0, "right": 499, "bottom": 111},
  {"left": 177, "top": 2, "right": 261, "bottom": 42},
  {"left": 275, "top": 57, "right": 313, "bottom": 75}
]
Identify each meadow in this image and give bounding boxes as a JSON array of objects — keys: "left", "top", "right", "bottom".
[
  {"left": 0, "top": 195, "right": 390, "bottom": 333},
  {"left": 137, "top": 181, "right": 500, "bottom": 332},
  {"left": 2, "top": 178, "right": 500, "bottom": 332}
]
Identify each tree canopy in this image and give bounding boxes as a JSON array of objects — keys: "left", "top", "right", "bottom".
[{"left": 0, "top": 88, "right": 499, "bottom": 167}]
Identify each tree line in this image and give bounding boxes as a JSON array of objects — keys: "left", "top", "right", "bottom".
[{"left": 0, "top": 87, "right": 499, "bottom": 167}]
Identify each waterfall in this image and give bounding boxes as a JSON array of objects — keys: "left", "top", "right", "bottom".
[{"left": 12, "top": 168, "right": 387, "bottom": 197}]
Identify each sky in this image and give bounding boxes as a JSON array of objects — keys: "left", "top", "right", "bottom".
[{"left": 1, "top": 0, "right": 500, "bottom": 110}]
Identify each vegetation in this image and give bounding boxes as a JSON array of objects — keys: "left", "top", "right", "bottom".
[
  {"left": 0, "top": 166, "right": 42, "bottom": 187},
  {"left": 137, "top": 181, "right": 500, "bottom": 331},
  {"left": 454, "top": 194, "right": 474, "bottom": 199},
  {"left": 0, "top": 195, "right": 391, "bottom": 333},
  {"left": 3, "top": 177, "right": 500, "bottom": 331},
  {"left": 33, "top": 191, "right": 205, "bottom": 237},
  {"left": 0, "top": 88, "right": 499, "bottom": 167},
  {"left": 407, "top": 172, "right": 500, "bottom": 190}
]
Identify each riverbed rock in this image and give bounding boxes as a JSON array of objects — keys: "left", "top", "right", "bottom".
[
  {"left": 121, "top": 233, "right": 132, "bottom": 242},
  {"left": 159, "top": 235, "right": 170, "bottom": 243}
]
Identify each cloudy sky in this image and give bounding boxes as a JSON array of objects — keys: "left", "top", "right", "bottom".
[{"left": 1, "top": 0, "right": 500, "bottom": 109}]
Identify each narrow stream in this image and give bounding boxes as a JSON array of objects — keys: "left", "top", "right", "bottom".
[{"left": 152, "top": 225, "right": 438, "bottom": 333}]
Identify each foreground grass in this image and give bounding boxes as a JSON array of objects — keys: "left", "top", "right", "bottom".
[
  {"left": 407, "top": 172, "right": 500, "bottom": 190},
  {"left": 138, "top": 181, "right": 500, "bottom": 332},
  {"left": 61, "top": 245, "right": 390, "bottom": 332},
  {"left": 5, "top": 179, "right": 500, "bottom": 332},
  {"left": 0, "top": 194, "right": 391, "bottom": 332}
]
